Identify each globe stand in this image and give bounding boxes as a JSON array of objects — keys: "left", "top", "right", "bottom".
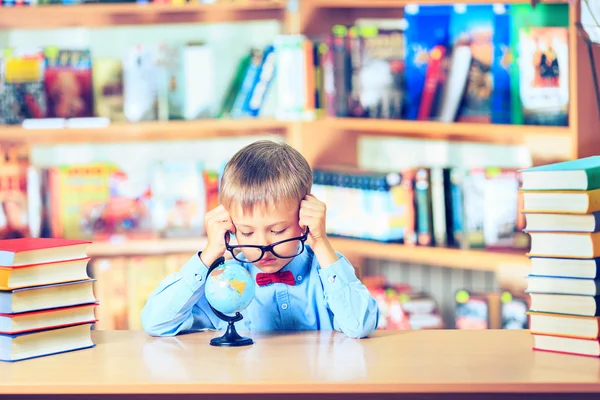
[{"left": 206, "top": 256, "right": 254, "bottom": 347}]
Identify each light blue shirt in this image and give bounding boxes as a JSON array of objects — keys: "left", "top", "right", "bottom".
[{"left": 141, "top": 245, "right": 379, "bottom": 339}]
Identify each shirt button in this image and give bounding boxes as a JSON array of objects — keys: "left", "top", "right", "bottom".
[
  {"left": 195, "top": 274, "right": 202, "bottom": 281},
  {"left": 297, "top": 275, "right": 303, "bottom": 281},
  {"left": 281, "top": 303, "right": 288, "bottom": 310},
  {"left": 328, "top": 275, "right": 336, "bottom": 283}
]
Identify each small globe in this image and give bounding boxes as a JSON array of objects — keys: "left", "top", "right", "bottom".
[{"left": 205, "top": 261, "right": 256, "bottom": 315}]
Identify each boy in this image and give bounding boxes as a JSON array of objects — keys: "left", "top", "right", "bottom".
[{"left": 141, "top": 140, "right": 379, "bottom": 338}]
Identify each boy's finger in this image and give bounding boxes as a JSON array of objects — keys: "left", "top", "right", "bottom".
[{"left": 301, "top": 200, "right": 321, "bottom": 211}]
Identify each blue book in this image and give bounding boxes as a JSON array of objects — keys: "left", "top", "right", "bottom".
[
  {"left": 0, "top": 323, "right": 94, "bottom": 362},
  {"left": 491, "top": 6, "right": 511, "bottom": 124},
  {"left": 404, "top": 5, "right": 452, "bottom": 120},
  {"left": 0, "top": 279, "right": 96, "bottom": 314},
  {"left": 242, "top": 45, "right": 276, "bottom": 117}
]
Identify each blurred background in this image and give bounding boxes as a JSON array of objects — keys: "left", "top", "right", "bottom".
[{"left": 0, "top": 0, "right": 597, "bottom": 333}]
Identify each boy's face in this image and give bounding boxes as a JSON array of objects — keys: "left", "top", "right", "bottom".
[{"left": 229, "top": 199, "right": 303, "bottom": 273}]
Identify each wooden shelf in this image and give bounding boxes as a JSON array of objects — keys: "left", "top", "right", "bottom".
[
  {"left": 320, "top": 118, "right": 572, "bottom": 145},
  {"left": 87, "top": 237, "right": 206, "bottom": 257},
  {"left": 0, "top": 119, "right": 288, "bottom": 145},
  {"left": 0, "top": 1, "right": 286, "bottom": 30},
  {"left": 329, "top": 237, "right": 530, "bottom": 271}
]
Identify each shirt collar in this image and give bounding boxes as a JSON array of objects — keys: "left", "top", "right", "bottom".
[{"left": 243, "top": 244, "right": 313, "bottom": 280}]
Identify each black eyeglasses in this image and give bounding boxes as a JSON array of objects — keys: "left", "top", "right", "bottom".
[{"left": 224, "top": 228, "right": 309, "bottom": 263}]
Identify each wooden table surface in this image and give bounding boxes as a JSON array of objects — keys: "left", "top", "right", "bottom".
[{"left": 1, "top": 329, "right": 599, "bottom": 399}]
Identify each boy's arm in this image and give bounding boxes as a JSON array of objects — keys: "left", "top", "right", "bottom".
[
  {"left": 317, "top": 252, "right": 380, "bottom": 339},
  {"left": 299, "top": 194, "right": 379, "bottom": 338},
  {"left": 141, "top": 252, "right": 221, "bottom": 337}
]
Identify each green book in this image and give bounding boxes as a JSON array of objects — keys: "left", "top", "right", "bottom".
[
  {"left": 520, "top": 156, "right": 600, "bottom": 191},
  {"left": 509, "top": 4, "right": 569, "bottom": 125},
  {"left": 217, "top": 52, "right": 252, "bottom": 119}
]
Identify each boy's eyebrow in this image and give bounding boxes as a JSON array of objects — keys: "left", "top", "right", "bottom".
[{"left": 236, "top": 222, "right": 289, "bottom": 229}]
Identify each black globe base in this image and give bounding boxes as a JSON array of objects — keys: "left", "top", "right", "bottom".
[{"left": 210, "top": 320, "right": 253, "bottom": 347}]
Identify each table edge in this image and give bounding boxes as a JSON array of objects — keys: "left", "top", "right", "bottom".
[{"left": 1, "top": 382, "right": 600, "bottom": 395}]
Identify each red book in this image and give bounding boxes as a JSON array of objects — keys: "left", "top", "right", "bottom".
[{"left": 0, "top": 238, "right": 91, "bottom": 267}]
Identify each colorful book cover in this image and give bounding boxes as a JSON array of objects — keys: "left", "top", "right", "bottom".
[
  {"left": 483, "top": 168, "right": 520, "bottom": 249},
  {"left": 500, "top": 291, "right": 528, "bottom": 329},
  {"left": 354, "top": 22, "right": 406, "bottom": 119},
  {"left": 403, "top": 5, "right": 452, "bottom": 120},
  {"left": 44, "top": 48, "right": 93, "bottom": 119},
  {"left": 518, "top": 26, "right": 569, "bottom": 126},
  {"left": 274, "top": 35, "right": 307, "bottom": 120},
  {"left": 229, "top": 47, "right": 267, "bottom": 118},
  {"left": 455, "top": 289, "right": 500, "bottom": 329},
  {"left": 461, "top": 168, "right": 486, "bottom": 248},
  {"left": 92, "top": 58, "right": 125, "bottom": 122},
  {"left": 491, "top": 6, "right": 512, "bottom": 124},
  {"left": 331, "top": 25, "right": 351, "bottom": 117},
  {"left": 0, "top": 47, "right": 47, "bottom": 124},
  {"left": 414, "top": 167, "right": 434, "bottom": 246},
  {"left": 218, "top": 52, "right": 251, "bottom": 118},
  {"left": 509, "top": 3, "right": 569, "bottom": 125},
  {"left": 449, "top": 5, "right": 494, "bottom": 123}
]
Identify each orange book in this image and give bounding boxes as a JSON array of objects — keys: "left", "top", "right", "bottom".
[{"left": 304, "top": 38, "right": 315, "bottom": 111}]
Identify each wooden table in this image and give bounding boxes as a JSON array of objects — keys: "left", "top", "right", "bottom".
[{"left": 1, "top": 329, "right": 599, "bottom": 400}]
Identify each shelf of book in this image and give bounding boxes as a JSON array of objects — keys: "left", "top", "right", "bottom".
[
  {"left": 0, "top": 1, "right": 286, "bottom": 30},
  {"left": 0, "top": 119, "right": 289, "bottom": 145},
  {"left": 320, "top": 118, "right": 572, "bottom": 145},
  {"left": 328, "top": 237, "right": 530, "bottom": 271},
  {"left": 87, "top": 237, "right": 206, "bottom": 258}
]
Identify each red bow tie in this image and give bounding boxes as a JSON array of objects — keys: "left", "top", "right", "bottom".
[{"left": 256, "top": 270, "right": 296, "bottom": 287}]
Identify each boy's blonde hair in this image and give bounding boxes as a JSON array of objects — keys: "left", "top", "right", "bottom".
[{"left": 220, "top": 140, "right": 312, "bottom": 214}]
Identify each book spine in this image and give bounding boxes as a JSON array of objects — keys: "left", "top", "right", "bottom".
[{"left": 244, "top": 45, "right": 275, "bottom": 117}]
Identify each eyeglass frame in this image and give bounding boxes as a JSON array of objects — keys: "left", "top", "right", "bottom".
[{"left": 224, "top": 228, "right": 309, "bottom": 263}]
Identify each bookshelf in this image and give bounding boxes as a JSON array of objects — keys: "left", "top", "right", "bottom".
[
  {"left": 288, "top": 0, "right": 600, "bottom": 168},
  {"left": 0, "top": 0, "right": 594, "bottom": 277}
]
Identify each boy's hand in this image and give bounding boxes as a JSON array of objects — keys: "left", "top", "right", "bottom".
[
  {"left": 201, "top": 205, "right": 235, "bottom": 267},
  {"left": 300, "top": 194, "right": 339, "bottom": 268},
  {"left": 299, "top": 194, "right": 327, "bottom": 246}
]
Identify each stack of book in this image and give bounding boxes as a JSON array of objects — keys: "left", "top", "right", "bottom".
[
  {"left": 0, "top": 238, "right": 98, "bottom": 362},
  {"left": 521, "top": 156, "right": 600, "bottom": 357}
]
